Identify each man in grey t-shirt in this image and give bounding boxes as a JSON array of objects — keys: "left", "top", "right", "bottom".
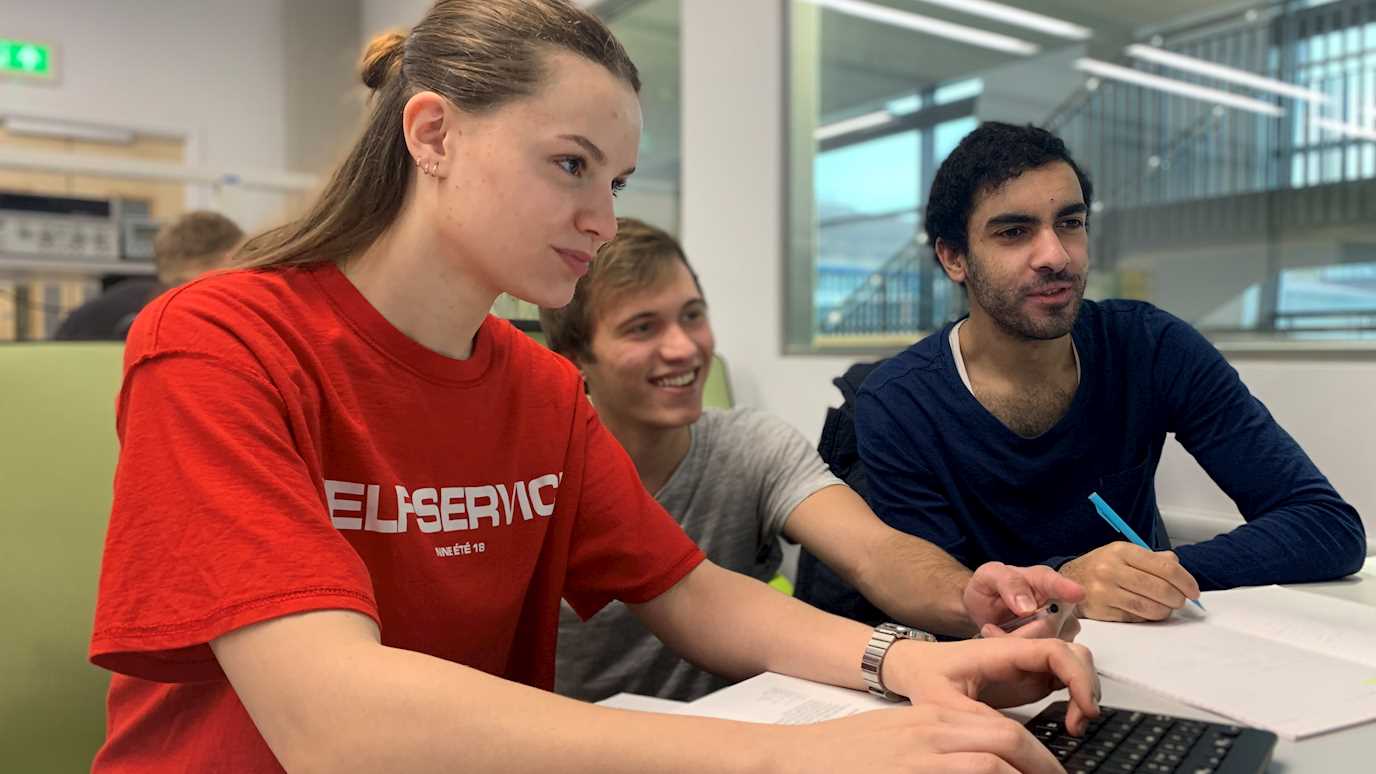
[
  {"left": 555, "top": 406, "right": 839, "bottom": 700},
  {"left": 539, "top": 218, "right": 1085, "bottom": 703}
]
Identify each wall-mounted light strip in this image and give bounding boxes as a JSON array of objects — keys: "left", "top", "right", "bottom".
[
  {"left": 4, "top": 116, "right": 134, "bottom": 144},
  {"left": 814, "top": 109, "right": 894, "bottom": 141},
  {"left": 1313, "top": 117, "right": 1376, "bottom": 142},
  {"left": 1075, "top": 58, "right": 1284, "bottom": 117},
  {"left": 1126, "top": 44, "right": 1328, "bottom": 103},
  {"left": 800, "top": 0, "right": 1040, "bottom": 56},
  {"left": 0, "top": 147, "right": 319, "bottom": 192},
  {"left": 909, "top": 0, "right": 1091, "bottom": 40}
]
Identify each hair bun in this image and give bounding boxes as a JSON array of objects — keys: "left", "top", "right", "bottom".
[{"left": 360, "top": 31, "right": 406, "bottom": 90}]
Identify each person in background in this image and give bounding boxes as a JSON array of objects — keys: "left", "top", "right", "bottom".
[
  {"left": 89, "top": 4, "right": 1098, "bottom": 773},
  {"left": 803, "top": 121, "right": 1366, "bottom": 626},
  {"left": 53, "top": 210, "right": 242, "bottom": 340},
  {"left": 540, "top": 217, "right": 1084, "bottom": 703}
]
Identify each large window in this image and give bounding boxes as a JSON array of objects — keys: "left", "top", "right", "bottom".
[
  {"left": 602, "top": 0, "right": 681, "bottom": 234},
  {"left": 808, "top": 103, "right": 978, "bottom": 341},
  {"left": 786, "top": 0, "right": 1376, "bottom": 352}
]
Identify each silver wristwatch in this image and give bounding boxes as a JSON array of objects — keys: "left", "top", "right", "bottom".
[{"left": 861, "top": 622, "right": 937, "bottom": 701}]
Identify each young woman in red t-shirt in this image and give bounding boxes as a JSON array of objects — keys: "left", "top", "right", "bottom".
[{"left": 90, "top": 1, "right": 1098, "bottom": 772}]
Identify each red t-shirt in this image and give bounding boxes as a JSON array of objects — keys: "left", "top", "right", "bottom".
[{"left": 89, "top": 263, "right": 705, "bottom": 772}]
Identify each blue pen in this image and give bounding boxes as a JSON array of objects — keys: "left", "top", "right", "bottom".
[{"left": 1088, "top": 492, "right": 1205, "bottom": 610}]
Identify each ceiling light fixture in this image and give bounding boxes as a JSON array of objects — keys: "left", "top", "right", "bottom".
[
  {"left": 1074, "top": 59, "right": 1284, "bottom": 117},
  {"left": 1313, "top": 117, "right": 1376, "bottom": 142},
  {"left": 800, "top": 0, "right": 1040, "bottom": 56},
  {"left": 3, "top": 116, "right": 135, "bottom": 144},
  {"left": 908, "top": 0, "right": 1091, "bottom": 40},
  {"left": 1126, "top": 44, "right": 1328, "bottom": 103}
]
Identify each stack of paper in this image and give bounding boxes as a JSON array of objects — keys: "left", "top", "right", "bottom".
[
  {"left": 678, "top": 672, "right": 899, "bottom": 724},
  {"left": 1077, "top": 585, "right": 1376, "bottom": 739},
  {"left": 594, "top": 693, "right": 689, "bottom": 714}
]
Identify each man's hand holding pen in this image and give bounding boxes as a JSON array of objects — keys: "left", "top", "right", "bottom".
[{"left": 1060, "top": 542, "right": 1202, "bottom": 622}]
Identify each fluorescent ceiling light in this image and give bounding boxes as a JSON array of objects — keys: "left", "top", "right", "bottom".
[
  {"left": 800, "top": 0, "right": 1040, "bottom": 56},
  {"left": 1313, "top": 117, "right": 1376, "bottom": 142},
  {"left": 909, "top": 0, "right": 1091, "bottom": 40},
  {"left": 1126, "top": 44, "right": 1328, "bottom": 103},
  {"left": 815, "top": 109, "right": 894, "bottom": 141},
  {"left": 1074, "top": 59, "right": 1284, "bottom": 117}
]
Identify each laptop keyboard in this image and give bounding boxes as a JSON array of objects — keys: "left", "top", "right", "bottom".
[{"left": 1024, "top": 701, "right": 1277, "bottom": 774}]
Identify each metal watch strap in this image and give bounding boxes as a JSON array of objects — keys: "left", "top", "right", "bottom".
[{"left": 861, "top": 622, "right": 936, "bottom": 701}]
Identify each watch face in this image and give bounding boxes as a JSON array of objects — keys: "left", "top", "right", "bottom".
[{"left": 884, "top": 623, "right": 936, "bottom": 642}]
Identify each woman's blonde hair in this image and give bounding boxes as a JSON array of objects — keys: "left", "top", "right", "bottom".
[{"left": 237, "top": 0, "right": 639, "bottom": 270}]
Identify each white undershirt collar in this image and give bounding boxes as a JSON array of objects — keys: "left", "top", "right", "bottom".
[{"left": 949, "top": 318, "right": 1080, "bottom": 395}]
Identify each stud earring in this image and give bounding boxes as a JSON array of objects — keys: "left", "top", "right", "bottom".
[{"left": 415, "top": 158, "right": 446, "bottom": 179}]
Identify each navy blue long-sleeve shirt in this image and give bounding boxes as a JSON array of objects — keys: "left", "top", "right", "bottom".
[{"left": 854, "top": 299, "right": 1365, "bottom": 592}]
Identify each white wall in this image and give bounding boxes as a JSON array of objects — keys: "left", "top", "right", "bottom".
[
  {"left": 285, "top": 0, "right": 364, "bottom": 176},
  {"left": 681, "top": 0, "right": 852, "bottom": 445},
  {"left": 1159, "top": 358, "right": 1376, "bottom": 547},
  {"left": 678, "top": 1, "right": 1374, "bottom": 545},
  {"left": 362, "top": 0, "right": 433, "bottom": 38},
  {"left": 362, "top": 0, "right": 607, "bottom": 41},
  {"left": 0, "top": 0, "right": 290, "bottom": 229}
]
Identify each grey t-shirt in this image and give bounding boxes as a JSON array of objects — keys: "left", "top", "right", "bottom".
[{"left": 555, "top": 407, "right": 842, "bottom": 702}]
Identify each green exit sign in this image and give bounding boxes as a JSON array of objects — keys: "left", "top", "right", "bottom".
[{"left": 0, "top": 38, "right": 54, "bottom": 78}]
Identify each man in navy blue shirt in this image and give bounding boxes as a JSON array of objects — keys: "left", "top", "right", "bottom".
[{"left": 802, "top": 122, "right": 1366, "bottom": 624}]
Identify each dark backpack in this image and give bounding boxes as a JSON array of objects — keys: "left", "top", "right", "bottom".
[{"left": 794, "top": 359, "right": 890, "bottom": 625}]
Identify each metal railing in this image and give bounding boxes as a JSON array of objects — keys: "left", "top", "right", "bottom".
[{"left": 816, "top": 240, "right": 967, "bottom": 338}]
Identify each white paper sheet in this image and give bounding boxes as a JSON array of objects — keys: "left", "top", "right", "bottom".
[
  {"left": 594, "top": 692, "right": 688, "bottom": 714},
  {"left": 678, "top": 672, "right": 901, "bottom": 724},
  {"left": 1078, "top": 585, "right": 1376, "bottom": 739},
  {"left": 1190, "top": 584, "right": 1376, "bottom": 669}
]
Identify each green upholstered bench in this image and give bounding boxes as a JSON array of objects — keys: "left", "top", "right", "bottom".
[{"left": 0, "top": 342, "right": 124, "bottom": 771}]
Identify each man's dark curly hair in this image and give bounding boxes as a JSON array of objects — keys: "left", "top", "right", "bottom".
[{"left": 924, "top": 122, "right": 1093, "bottom": 263}]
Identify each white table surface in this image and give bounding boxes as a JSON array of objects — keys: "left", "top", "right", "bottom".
[{"left": 1004, "top": 558, "right": 1376, "bottom": 773}]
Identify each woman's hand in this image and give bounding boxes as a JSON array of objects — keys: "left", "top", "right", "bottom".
[
  {"left": 773, "top": 703, "right": 1066, "bottom": 774},
  {"left": 885, "top": 637, "right": 1101, "bottom": 736}
]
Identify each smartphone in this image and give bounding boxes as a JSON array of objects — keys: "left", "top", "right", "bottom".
[{"left": 998, "top": 600, "right": 1075, "bottom": 634}]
